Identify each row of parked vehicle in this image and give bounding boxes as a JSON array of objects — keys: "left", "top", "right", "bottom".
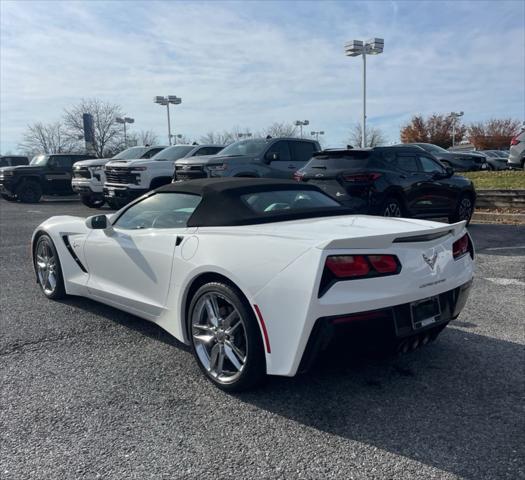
[{"left": 1, "top": 132, "right": 523, "bottom": 221}]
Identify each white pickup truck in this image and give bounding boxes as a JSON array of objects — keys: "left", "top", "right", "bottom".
[
  {"left": 72, "top": 146, "right": 166, "bottom": 208},
  {"left": 103, "top": 144, "right": 224, "bottom": 208}
]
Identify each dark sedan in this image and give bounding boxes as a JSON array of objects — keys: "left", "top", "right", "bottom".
[
  {"left": 295, "top": 146, "right": 476, "bottom": 224},
  {"left": 408, "top": 143, "right": 488, "bottom": 171}
]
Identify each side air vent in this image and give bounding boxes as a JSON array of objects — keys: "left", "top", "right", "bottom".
[{"left": 62, "top": 235, "right": 88, "bottom": 273}]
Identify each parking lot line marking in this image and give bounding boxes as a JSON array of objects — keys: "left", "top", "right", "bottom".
[
  {"left": 484, "top": 245, "right": 525, "bottom": 251},
  {"left": 484, "top": 277, "right": 525, "bottom": 287}
]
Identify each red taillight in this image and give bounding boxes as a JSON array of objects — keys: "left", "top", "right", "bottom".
[
  {"left": 453, "top": 234, "right": 469, "bottom": 259},
  {"left": 293, "top": 170, "right": 305, "bottom": 182},
  {"left": 510, "top": 136, "right": 520, "bottom": 146},
  {"left": 342, "top": 172, "right": 382, "bottom": 183},
  {"left": 368, "top": 255, "right": 398, "bottom": 273},
  {"left": 326, "top": 255, "right": 370, "bottom": 278},
  {"left": 325, "top": 254, "right": 400, "bottom": 279}
]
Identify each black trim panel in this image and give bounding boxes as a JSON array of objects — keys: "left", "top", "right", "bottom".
[{"left": 62, "top": 235, "right": 88, "bottom": 273}]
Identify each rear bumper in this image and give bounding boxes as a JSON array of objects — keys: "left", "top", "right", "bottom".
[{"left": 298, "top": 280, "right": 472, "bottom": 372}]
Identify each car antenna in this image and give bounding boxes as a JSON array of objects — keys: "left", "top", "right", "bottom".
[
  {"left": 266, "top": 135, "right": 272, "bottom": 140},
  {"left": 346, "top": 144, "right": 353, "bottom": 149}
]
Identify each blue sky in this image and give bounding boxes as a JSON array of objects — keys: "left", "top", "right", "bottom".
[{"left": 1, "top": 0, "right": 524, "bottom": 153}]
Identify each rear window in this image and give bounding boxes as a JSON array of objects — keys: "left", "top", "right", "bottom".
[
  {"left": 307, "top": 151, "right": 371, "bottom": 170},
  {"left": 241, "top": 190, "right": 340, "bottom": 213}
]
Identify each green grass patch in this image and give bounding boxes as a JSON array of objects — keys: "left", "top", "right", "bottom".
[{"left": 458, "top": 171, "right": 525, "bottom": 190}]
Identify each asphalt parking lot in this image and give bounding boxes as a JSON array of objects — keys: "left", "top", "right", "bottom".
[{"left": 1, "top": 198, "right": 524, "bottom": 480}]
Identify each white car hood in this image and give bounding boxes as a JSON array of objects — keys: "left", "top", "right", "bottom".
[
  {"left": 105, "top": 159, "right": 151, "bottom": 168},
  {"left": 73, "top": 158, "right": 112, "bottom": 168}
]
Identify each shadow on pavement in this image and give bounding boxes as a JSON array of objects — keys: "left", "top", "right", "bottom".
[{"left": 469, "top": 223, "right": 525, "bottom": 256}]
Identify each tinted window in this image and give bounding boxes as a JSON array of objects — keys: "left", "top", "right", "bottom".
[
  {"left": 290, "top": 142, "right": 317, "bottom": 163},
  {"left": 115, "top": 193, "right": 201, "bottom": 230},
  {"left": 306, "top": 151, "right": 371, "bottom": 170},
  {"left": 266, "top": 141, "right": 291, "bottom": 162},
  {"left": 49, "top": 156, "right": 72, "bottom": 168},
  {"left": 152, "top": 146, "right": 193, "bottom": 161},
  {"left": 396, "top": 153, "right": 419, "bottom": 172},
  {"left": 142, "top": 147, "right": 165, "bottom": 159},
  {"left": 241, "top": 190, "right": 339, "bottom": 213},
  {"left": 218, "top": 139, "right": 268, "bottom": 157},
  {"left": 418, "top": 155, "right": 445, "bottom": 174},
  {"left": 194, "top": 146, "right": 223, "bottom": 156}
]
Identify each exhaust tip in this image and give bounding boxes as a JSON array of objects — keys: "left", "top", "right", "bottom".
[{"left": 411, "top": 337, "right": 420, "bottom": 350}]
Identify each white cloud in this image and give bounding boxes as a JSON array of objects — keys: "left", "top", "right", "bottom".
[{"left": 0, "top": 0, "right": 523, "bottom": 153}]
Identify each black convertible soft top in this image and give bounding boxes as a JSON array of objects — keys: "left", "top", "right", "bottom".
[{"left": 155, "top": 178, "right": 352, "bottom": 227}]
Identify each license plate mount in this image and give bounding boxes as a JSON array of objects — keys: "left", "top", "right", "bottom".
[{"left": 410, "top": 296, "right": 441, "bottom": 330}]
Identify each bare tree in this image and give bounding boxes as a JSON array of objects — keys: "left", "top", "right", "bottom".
[
  {"left": 18, "top": 121, "right": 77, "bottom": 155},
  {"left": 400, "top": 114, "right": 466, "bottom": 148},
  {"left": 262, "top": 122, "right": 298, "bottom": 138},
  {"left": 348, "top": 123, "right": 387, "bottom": 147},
  {"left": 200, "top": 127, "right": 255, "bottom": 145},
  {"left": 63, "top": 98, "right": 125, "bottom": 158},
  {"left": 127, "top": 130, "right": 160, "bottom": 147},
  {"left": 468, "top": 118, "right": 521, "bottom": 149}
]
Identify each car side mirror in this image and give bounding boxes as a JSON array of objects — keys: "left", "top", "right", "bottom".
[
  {"left": 265, "top": 151, "right": 279, "bottom": 162},
  {"left": 85, "top": 214, "right": 109, "bottom": 230},
  {"left": 445, "top": 166, "right": 454, "bottom": 177}
]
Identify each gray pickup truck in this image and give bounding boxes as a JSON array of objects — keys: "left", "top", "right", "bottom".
[{"left": 173, "top": 137, "right": 321, "bottom": 181}]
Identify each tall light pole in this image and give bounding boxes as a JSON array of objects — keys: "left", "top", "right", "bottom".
[
  {"left": 345, "top": 38, "right": 384, "bottom": 148},
  {"left": 310, "top": 130, "right": 324, "bottom": 142},
  {"left": 294, "top": 120, "right": 309, "bottom": 138},
  {"left": 115, "top": 117, "right": 134, "bottom": 147},
  {"left": 154, "top": 95, "right": 182, "bottom": 145},
  {"left": 450, "top": 111, "right": 464, "bottom": 147}
]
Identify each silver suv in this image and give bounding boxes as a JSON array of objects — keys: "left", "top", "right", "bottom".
[
  {"left": 173, "top": 137, "right": 320, "bottom": 181},
  {"left": 508, "top": 128, "right": 525, "bottom": 169}
]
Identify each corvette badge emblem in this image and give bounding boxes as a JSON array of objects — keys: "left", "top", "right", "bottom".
[{"left": 422, "top": 251, "right": 438, "bottom": 270}]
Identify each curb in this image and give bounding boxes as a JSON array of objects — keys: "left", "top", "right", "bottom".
[{"left": 472, "top": 211, "right": 525, "bottom": 224}]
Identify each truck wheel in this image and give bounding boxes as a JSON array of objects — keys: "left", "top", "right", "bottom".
[
  {"left": 449, "top": 193, "right": 474, "bottom": 225},
  {"left": 1, "top": 194, "right": 17, "bottom": 202},
  {"left": 81, "top": 195, "right": 105, "bottom": 208},
  {"left": 17, "top": 180, "right": 42, "bottom": 203}
]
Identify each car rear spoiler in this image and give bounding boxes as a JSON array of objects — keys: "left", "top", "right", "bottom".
[{"left": 317, "top": 221, "right": 466, "bottom": 250}]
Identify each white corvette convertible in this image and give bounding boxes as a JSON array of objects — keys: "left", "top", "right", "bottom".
[{"left": 32, "top": 178, "right": 474, "bottom": 390}]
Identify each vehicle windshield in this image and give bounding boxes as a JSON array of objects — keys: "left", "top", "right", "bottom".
[
  {"left": 151, "top": 145, "right": 194, "bottom": 161},
  {"left": 112, "top": 147, "right": 149, "bottom": 160},
  {"left": 218, "top": 139, "right": 268, "bottom": 157},
  {"left": 420, "top": 144, "right": 448, "bottom": 154},
  {"left": 30, "top": 155, "right": 49, "bottom": 166},
  {"left": 241, "top": 189, "right": 340, "bottom": 213}
]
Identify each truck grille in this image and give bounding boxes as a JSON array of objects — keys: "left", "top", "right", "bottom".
[
  {"left": 105, "top": 167, "right": 140, "bottom": 185},
  {"left": 73, "top": 167, "right": 91, "bottom": 179},
  {"left": 174, "top": 165, "right": 208, "bottom": 181}
]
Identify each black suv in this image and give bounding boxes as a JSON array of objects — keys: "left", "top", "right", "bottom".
[
  {"left": 0, "top": 153, "right": 95, "bottom": 203},
  {"left": 0, "top": 155, "right": 29, "bottom": 167},
  {"left": 295, "top": 146, "right": 476, "bottom": 223}
]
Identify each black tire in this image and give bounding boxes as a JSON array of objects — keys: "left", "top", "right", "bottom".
[
  {"left": 106, "top": 198, "right": 123, "bottom": 210},
  {"left": 449, "top": 193, "right": 474, "bottom": 225},
  {"left": 381, "top": 196, "right": 403, "bottom": 218},
  {"left": 16, "top": 180, "right": 42, "bottom": 203},
  {"left": 187, "top": 281, "right": 266, "bottom": 392},
  {"left": 81, "top": 194, "right": 105, "bottom": 208},
  {"left": 1, "top": 193, "right": 17, "bottom": 202},
  {"left": 34, "top": 234, "right": 66, "bottom": 300}
]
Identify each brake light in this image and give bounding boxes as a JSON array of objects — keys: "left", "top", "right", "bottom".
[
  {"left": 326, "top": 255, "right": 370, "bottom": 278},
  {"left": 368, "top": 255, "right": 399, "bottom": 273},
  {"left": 342, "top": 172, "right": 382, "bottom": 182},
  {"left": 293, "top": 170, "right": 305, "bottom": 182},
  {"left": 453, "top": 234, "right": 469, "bottom": 259},
  {"left": 510, "top": 136, "right": 520, "bottom": 146}
]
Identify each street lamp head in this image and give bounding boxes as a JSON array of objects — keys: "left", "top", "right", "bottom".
[
  {"left": 115, "top": 117, "right": 124, "bottom": 124},
  {"left": 168, "top": 95, "right": 182, "bottom": 105},
  {"left": 365, "top": 38, "right": 384, "bottom": 54},
  {"left": 154, "top": 96, "right": 168, "bottom": 105},
  {"left": 124, "top": 117, "right": 135, "bottom": 124},
  {"left": 345, "top": 39, "right": 364, "bottom": 56},
  {"left": 319, "top": 131, "right": 325, "bottom": 135}
]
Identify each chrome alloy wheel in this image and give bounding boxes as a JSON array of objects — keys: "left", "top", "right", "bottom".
[
  {"left": 384, "top": 201, "right": 401, "bottom": 217},
  {"left": 458, "top": 197, "right": 473, "bottom": 221},
  {"left": 36, "top": 240, "right": 57, "bottom": 295},
  {"left": 191, "top": 292, "right": 248, "bottom": 384}
]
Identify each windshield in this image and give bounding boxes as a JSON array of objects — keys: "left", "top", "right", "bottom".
[
  {"left": 151, "top": 145, "right": 194, "bottom": 161},
  {"left": 112, "top": 147, "right": 148, "bottom": 160},
  {"left": 30, "top": 155, "right": 49, "bottom": 166},
  {"left": 218, "top": 139, "right": 268, "bottom": 157},
  {"left": 420, "top": 144, "right": 448, "bottom": 154}
]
